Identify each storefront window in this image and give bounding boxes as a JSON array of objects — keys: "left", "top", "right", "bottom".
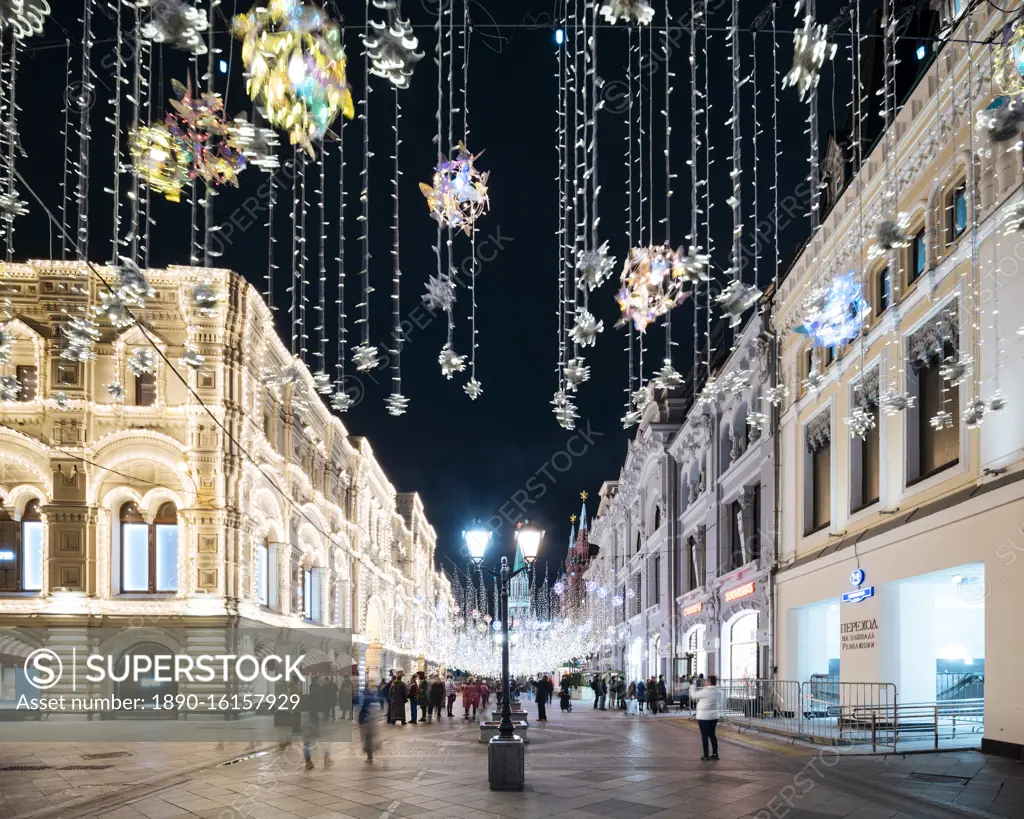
[
  {"left": 686, "top": 625, "right": 707, "bottom": 679},
  {"left": 725, "top": 612, "right": 758, "bottom": 682}
]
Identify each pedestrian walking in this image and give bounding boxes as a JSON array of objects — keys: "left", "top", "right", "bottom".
[
  {"left": 637, "top": 679, "right": 647, "bottom": 712},
  {"left": 647, "top": 677, "right": 659, "bottom": 714},
  {"left": 445, "top": 674, "right": 457, "bottom": 717},
  {"left": 302, "top": 688, "right": 333, "bottom": 770},
  {"left": 430, "top": 674, "right": 445, "bottom": 721},
  {"left": 657, "top": 675, "right": 667, "bottom": 713},
  {"left": 591, "top": 674, "right": 600, "bottom": 708},
  {"left": 462, "top": 676, "right": 481, "bottom": 720},
  {"left": 692, "top": 674, "right": 720, "bottom": 760},
  {"left": 597, "top": 675, "right": 608, "bottom": 710},
  {"left": 535, "top": 674, "right": 553, "bottom": 721},
  {"left": 679, "top": 676, "right": 691, "bottom": 712},
  {"left": 359, "top": 685, "right": 380, "bottom": 764},
  {"left": 408, "top": 674, "right": 420, "bottom": 724},
  {"left": 417, "top": 672, "right": 430, "bottom": 723},
  {"left": 389, "top": 671, "right": 408, "bottom": 726},
  {"left": 559, "top": 676, "right": 572, "bottom": 712},
  {"left": 339, "top": 673, "right": 353, "bottom": 720},
  {"left": 480, "top": 679, "right": 490, "bottom": 708},
  {"left": 380, "top": 674, "right": 392, "bottom": 718}
]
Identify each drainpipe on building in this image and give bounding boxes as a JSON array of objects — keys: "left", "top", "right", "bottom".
[
  {"left": 665, "top": 447, "right": 678, "bottom": 699},
  {"left": 768, "top": 323, "right": 781, "bottom": 684}
]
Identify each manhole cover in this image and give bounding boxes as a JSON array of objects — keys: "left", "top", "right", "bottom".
[
  {"left": 907, "top": 773, "right": 971, "bottom": 786},
  {"left": 82, "top": 751, "right": 132, "bottom": 760}
]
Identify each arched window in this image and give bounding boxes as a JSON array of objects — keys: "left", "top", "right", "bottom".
[
  {"left": 120, "top": 501, "right": 178, "bottom": 593},
  {"left": 635, "top": 531, "right": 641, "bottom": 554},
  {"left": 0, "top": 499, "right": 43, "bottom": 592},
  {"left": 653, "top": 507, "right": 661, "bottom": 531},
  {"left": 725, "top": 612, "right": 759, "bottom": 682},
  {"left": 876, "top": 266, "right": 891, "bottom": 316},
  {"left": 256, "top": 540, "right": 269, "bottom": 606},
  {"left": 686, "top": 625, "right": 707, "bottom": 678}
]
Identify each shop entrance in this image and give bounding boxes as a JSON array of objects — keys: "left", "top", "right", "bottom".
[
  {"left": 685, "top": 624, "right": 707, "bottom": 679},
  {"left": 723, "top": 612, "right": 759, "bottom": 681}
]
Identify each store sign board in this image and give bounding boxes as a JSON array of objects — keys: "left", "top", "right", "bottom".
[
  {"left": 842, "top": 586, "right": 874, "bottom": 603},
  {"left": 724, "top": 581, "right": 755, "bottom": 603},
  {"left": 682, "top": 601, "right": 703, "bottom": 617},
  {"left": 0, "top": 550, "right": 14, "bottom": 562}
]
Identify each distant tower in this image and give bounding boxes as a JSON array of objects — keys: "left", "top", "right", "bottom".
[
  {"left": 565, "top": 491, "right": 592, "bottom": 594},
  {"left": 508, "top": 541, "right": 531, "bottom": 625}
]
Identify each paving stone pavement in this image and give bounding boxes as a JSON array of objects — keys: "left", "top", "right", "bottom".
[{"left": 1, "top": 706, "right": 1021, "bottom": 819}]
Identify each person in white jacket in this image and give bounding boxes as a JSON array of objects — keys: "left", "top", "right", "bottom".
[{"left": 690, "top": 674, "right": 720, "bottom": 760}]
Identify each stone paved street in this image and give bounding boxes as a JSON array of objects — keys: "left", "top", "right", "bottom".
[{"left": 1, "top": 706, "right": 1021, "bottom": 819}]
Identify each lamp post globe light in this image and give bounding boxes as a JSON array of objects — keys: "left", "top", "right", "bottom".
[{"left": 462, "top": 520, "right": 543, "bottom": 791}]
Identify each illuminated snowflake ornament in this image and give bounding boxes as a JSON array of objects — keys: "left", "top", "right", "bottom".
[
  {"left": 0, "top": 375, "right": 20, "bottom": 401},
  {"left": 139, "top": 0, "right": 208, "bottom": 53},
  {"left": 803, "top": 368, "right": 825, "bottom": 395},
  {"left": 697, "top": 378, "right": 724, "bottom": 408},
  {"left": 879, "top": 391, "right": 915, "bottom": 415},
  {"left": 438, "top": 344, "right": 466, "bottom": 378},
  {"left": 632, "top": 384, "right": 655, "bottom": 415},
  {"left": 553, "top": 580, "right": 567, "bottom": 596},
  {"left": 563, "top": 357, "right": 590, "bottom": 392},
  {"left": 621, "top": 409, "right": 642, "bottom": 429},
  {"left": 843, "top": 405, "right": 877, "bottom": 439},
  {"left": 1003, "top": 200, "right": 1024, "bottom": 235},
  {"left": 385, "top": 393, "right": 410, "bottom": 416},
  {"left": 569, "top": 309, "right": 604, "bottom": 347},
  {"left": 720, "top": 369, "right": 751, "bottom": 395},
  {"left": 0, "top": 191, "right": 28, "bottom": 222},
  {"left": 422, "top": 273, "right": 456, "bottom": 313},
  {"left": 598, "top": 0, "right": 654, "bottom": 25},
  {"left": 747, "top": 411, "right": 769, "bottom": 433},
  {"left": 939, "top": 354, "right": 974, "bottom": 386},
  {"left": 227, "top": 115, "right": 281, "bottom": 171},
  {"left": 127, "top": 348, "right": 157, "bottom": 377},
  {"left": 715, "top": 280, "right": 761, "bottom": 328},
  {"left": 62, "top": 317, "right": 100, "bottom": 361},
  {"left": 419, "top": 142, "right": 490, "bottom": 235},
  {"left": 363, "top": 4, "right": 424, "bottom": 90},
  {"left": 232, "top": 0, "right": 356, "bottom": 157},
  {"left": 95, "top": 292, "right": 135, "bottom": 329},
  {"left": 576, "top": 241, "right": 617, "bottom": 292},
  {"left": 53, "top": 392, "right": 71, "bottom": 411},
  {"left": 987, "top": 391, "right": 1008, "bottom": 413},
  {"left": 677, "top": 246, "right": 711, "bottom": 284},
  {"left": 930, "top": 410, "right": 954, "bottom": 432},
  {"left": 551, "top": 389, "right": 579, "bottom": 430},
  {"left": 870, "top": 213, "right": 912, "bottom": 259},
  {"left": 115, "top": 258, "right": 155, "bottom": 305},
  {"left": 352, "top": 343, "right": 380, "bottom": 372},
  {"left": 0, "top": 0, "right": 50, "bottom": 39},
  {"left": 963, "top": 398, "right": 986, "bottom": 429},
  {"left": 312, "top": 370, "right": 333, "bottom": 394},
  {"left": 464, "top": 377, "right": 483, "bottom": 401},
  {"left": 331, "top": 391, "right": 354, "bottom": 412},
  {"left": 764, "top": 384, "right": 789, "bottom": 407},
  {"left": 0, "top": 327, "right": 12, "bottom": 364},
  {"left": 107, "top": 383, "right": 126, "bottom": 402},
  {"left": 652, "top": 361, "right": 683, "bottom": 390},
  {"left": 795, "top": 272, "right": 871, "bottom": 348},
  {"left": 191, "top": 283, "right": 224, "bottom": 316},
  {"left": 782, "top": 5, "right": 837, "bottom": 102},
  {"left": 977, "top": 96, "right": 1024, "bottom": 150},
  {"left": 179, "top": 344, "right": 205, "bottom": 370}
]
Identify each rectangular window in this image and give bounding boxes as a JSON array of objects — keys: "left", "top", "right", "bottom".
[
  {"left": 21, "top": 521, "right": 43, "bottom": 591},
  {"left": 804, "top": 348, "right": 814, "bottom": 379},
  {"left": 877, "top": 267, "right": 891, "bottom": 315},
  {"left": 55, "top": 362, "right": 80, "bottom": 386},
  {"left": 632, "top": 573, "right": 642, "bottom": 616},
  {"left": 918, "top": 361, "right": 960, "bottom": 479},
  {"left": 812, "top": 446, "right": 831, "bottom": 532},
  {"left": 303, "top": 568, "right": 313, "bottom": 620},
  {"left": 750, "top": 485, "right": 761, "bottom": 563},
  {"left": 653, "top": 556, "right": 661, "bottom": 605},
  {"left": 122, "top": 523, "right": 150, "bottom": 592},
  {"left": 268, "top": 545, "right": 280, "bottom": 611},
  {"left": 155, "top": 524, "right": 178, "bottom": 592},
  {"left": 949, "top": 184, "right": 967, "bottom": 241},
  {"left": 851, "top": 404, "right": 881, "bottom": 512},
  {"left": 729, "top": 499, "right": 743, "bottom": 571},
  {"left": 0, "top": 518, "right": 18, "bottom": 591},
  {"left": 911, "top": 230, "right": 926, "bottom": 283},
  {"left": 257, "top": 543, "right": 269, "bottom": 606},
  {"left": 824, "top": 347, "right": 835, "bottom": 368},
  {"left": 16, "top": 365, "right": 37, "bottom": 401},
  {"left": 136, "top": 372, "right": 157, "bottom": 406}
]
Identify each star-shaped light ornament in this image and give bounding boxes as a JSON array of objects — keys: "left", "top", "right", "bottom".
[
  {"left": 621, "top": 409, "right": 642, "bottom": 429},
  {"left": 331, "top": 391, "right": 354, "bottom": 412},
  {"left": 930, "top": 410, "right": 954, "bottom": 431},
  {"left": 311, "top": 370, "right": 333, "bottom": 394},
  {"left": 139, "top": 0, "right": 207, "bottom": 53},
  {"left": 879, "top": 391, "right": 915, "bottom": 415},
  {"left": 963, "top": 398, "right": 987, "bottom": 429},
  {"left": 107, "top": 382, "right": 126, "bottom": 402},
  {"left": 95, "top": 292, "right": 135, "bottom": 329},
  {"left": 976, "top": 95, "right": 1024, "bottom": 150},
  {"left": 569, "top": 309, "right": 604, "bottom": 347},
  {"left": 575, "top": 241, "right": 617, "bottom": 292},
  {"left": 419, "top": 142, "right": 490, "bottom": 235},
  {"left": 747, "top": 411, "right": 769, "bottom": 433},
  {"left": 127, "top": 348, "right": 157, "bottom": 377},
  {"left": 563, "top": 357, "right": 591, "bottom": 391},
  {"left": 987, "top": 391, "right": 1009, "bottom": 413},
  {"left": 179, "top": 344, "right": 205, "bottom": 370},
  {"left": 385, "top": 393, "right": 410, "bottom": 416},
  {"left": 764, "top": 384, "right": 789, "bottom": 407},
  {"left": 697, "top": 377, "right": 723, "bottom": 408},
  {"left": 463, "top": 378, "right": 484, "bottom": 401},
  {"left": 632, "top": 384, "right": 655, "bottom": 415},
  {"left": 422, "top": 273, "right": 456, "bottom": 313},
  {"left": 720, "top": 369, "right": 751, "bottom": 395},
  {"left": 651, "top": 362, "right": 684, "bottom": 390},
  {"left": 844, "top": 405, "right": 877, "bottom": 439},
  {"left": 551, "top": 389, "right": 579, "bottom": 430},
  {"left": 0, "top": 191, "right": 28, "bottom": 223},
  {"left": 232, "top": 0, "right": 356, "bottom": 157},
  {"left": 0, "top": 0, "right": 51, "bottom": 39},
  {"left": 939, "top": 354, "right": 974, "bottom": 386},
  {"left": 616, "top": 244, "right": 695, "bottom": 332},
  {"left": 259, "top": 361, "right": 303, "bottom": 390},
  {"left": 782, "top": 5, "right": 837, "bottom": 102},
  {"left": 598, "top": 0, "right": 654, "bottom": 25},
  {"left": 438, "top": 344, "right": 466, "bottom": 378},
  {"left": 870, "top": 213, "right": 911, "bottom": 260},
  {"left": 61, "top": 318, "right": 101, "bottom": 361},
  {"left": 803, "top": 369, "right": 825, "bottom": 396},
  {"left": 363, "top": 5, "right": 424, "bottom": 90},
  {"left": 0, "top": 374, "right": 20, "bottom": 401},
  {"left": 165, "top": 79, "right": 247, "bottom": 188},
  {"left": 352, "top": 343, "right": 380, "bottom": 372},
  {"left": 191, "top": 283, "right": 224, "bottom": 316},
  {"left": 115, "top": 258, "right": 156, "bottom": 305},
  {"left": 53, "top": 392, "right": 71, "bottom": 411},
  {"left": 715, "top": 280, "right": 761, "bottom": 328}
]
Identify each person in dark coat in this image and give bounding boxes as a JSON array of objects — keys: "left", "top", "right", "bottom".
[
  {"left": 534, "top": 674, "right": 553, "bottom": 721},
  {"left": 637, "top": 679, "right": 647, "bottom": 711},
  {"left": 429, "top": 675, "right": 446, "bottom": 721},
  {"left": 389, "top": 671, "right": 408, "bottom": 725}
]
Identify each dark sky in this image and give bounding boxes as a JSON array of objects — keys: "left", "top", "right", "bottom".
[{"left": 11, "top": 0, "right": 927, "bottom": 575}]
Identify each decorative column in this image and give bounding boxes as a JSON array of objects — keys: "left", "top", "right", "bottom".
[{"left": 46, "top": 459, "right": 91, "bottom": 594}]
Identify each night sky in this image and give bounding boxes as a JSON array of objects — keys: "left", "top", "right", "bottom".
[{"left": 12, "top": 0, "right": 932, "bottom": 575}]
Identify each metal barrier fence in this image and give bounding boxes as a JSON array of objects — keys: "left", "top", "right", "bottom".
[
  {"left": 708, "top": 679, "right": 985, "bottom": 752},
  {"left": 936, "top": 672, "right": 984, "bottom": 701}
]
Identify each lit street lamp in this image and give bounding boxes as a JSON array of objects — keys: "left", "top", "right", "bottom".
[{"left": 462, "top": 519, "right": 543, "bottom": 790}]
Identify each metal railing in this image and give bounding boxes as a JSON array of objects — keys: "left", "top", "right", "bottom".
[
  {"left": 936, "top": 672, "right": 984, "bottom": 701},
  {"left": 700, "top": 679, "right": 981, "bottom": 752}
]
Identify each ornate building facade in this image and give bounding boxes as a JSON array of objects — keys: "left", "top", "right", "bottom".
[{"left": 0, "top": 261, "right": 453, "bottom": 692}]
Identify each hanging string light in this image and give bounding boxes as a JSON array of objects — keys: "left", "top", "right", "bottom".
[
  {"left": 312, "top": 144, "right": 332, "bottom": 394},
  {"left": 553, "top": 0, "right": 572, "bottom": 427},
  {"left": 460, "top": 0, "right": 483, "bottom": 402},
  {"left": 353, "top": 0, "right": 378, "bottom": 373},
  {"left": 332, "top": 74, "right": 353, "bottom": 411},
  {"left": 364, "top": 0, "right": 423, "bottom": 90},
  {"left": 385, "top": 85, "right": 409, "bottom": 416}
]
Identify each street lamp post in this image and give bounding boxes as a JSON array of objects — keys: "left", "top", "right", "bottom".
[{"left": 464, "top": 520, "right": 543, "bottom": 790}]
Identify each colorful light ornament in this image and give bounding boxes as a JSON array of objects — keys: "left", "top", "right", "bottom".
[
  {"left": 233, "top": 0, "right": 356, "bottom": 157},
  {"left": 616, "top": 244, "right": 694, "bottom": 333},
  {"left": 419, "top": 142, "right": 490, "bottom": 235},
  {"left": 139, "top": 0, "right": 208, "bottom": 54},
  {"left": 0, "top": 0, "right": 50, "bottom": 39},
  {"left": 166, "top": 79, "right": 247, "bottom": 188},
  {"left": 782, "top": 3, "right": 837, "bottom": 103},
  {"left": 994, "top": 22, "right": 1024, "bottom": 96},
  {"left": 363, "top": 4, "right": 424, "bottom": 90},
  {"left": 129, "top": 124, "right": 190, "bottom": 203},
  {"left": 794, "top": 272, "right": 871, "bottom": 348},
  {"left": 598, "top": 0, "right": 654, "bottom": 25}
]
